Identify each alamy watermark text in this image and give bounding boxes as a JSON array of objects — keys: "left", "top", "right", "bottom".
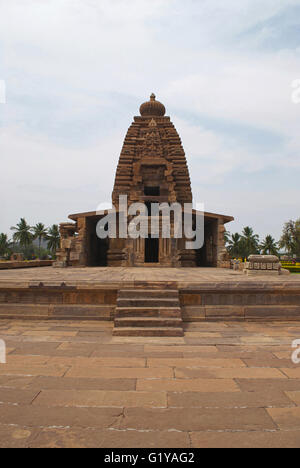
[
  {"left": 0, "top": 340, "right": 6, "bottom": 364},
  {"left": 96, "top": 196, "right": 204, "bottom": 250}
]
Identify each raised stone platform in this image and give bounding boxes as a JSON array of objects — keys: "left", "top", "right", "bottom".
[
  {"left": 0, "top": 268, "right": 299, "bottom": 327},
  {"left": 0, "top": 260, "right": 53, "bottom": 270}
]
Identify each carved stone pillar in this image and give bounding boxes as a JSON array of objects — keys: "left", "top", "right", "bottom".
[
  {"left": 76, "top": 217, "right": 88, "bottom": 267},
  {"left": 217, "top": 220, "right": 229, "bottom": 268},
  {"left": 53, "top": 223, "right": 77, "bottom": 268}
]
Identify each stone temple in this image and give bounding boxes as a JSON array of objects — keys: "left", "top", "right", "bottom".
[{"left": 55, "top": 94, "right": 233, "bottom": 269}]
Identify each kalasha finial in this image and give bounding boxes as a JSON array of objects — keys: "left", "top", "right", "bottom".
[{"left": 140, "top": 93, "right": 166, "bottom": 117}]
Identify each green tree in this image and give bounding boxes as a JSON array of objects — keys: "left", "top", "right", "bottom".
[
  {"left": 11, "top": 218, "right": 33, "bottom": 250},
  {"left": 224, "top": 230, "right": 231, "bottom": 246},
  {"left": 32, "top": 223, "right": 48, "bottom": 258},
  {"left": 240, "top": 226, "right": 260, "bottom": 259},
  {"left": 279, "top": 220, "right": 300, "bottom": 256},
  {"left": 47, "top": 225, "right": 60, "bottom": 256},
  {"left": 0, "top": 233, "right": 11, "bottom": 258},
  {"left": 227, "top": 233, "right": 241, "bottom": 258},
  {"left": 260, "top": 235, "right": 279, "bottom": 256}
]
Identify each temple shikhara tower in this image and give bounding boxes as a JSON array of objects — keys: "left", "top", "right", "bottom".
[{"left": 56, "top": 94, "right": 233, "bottom": 268}]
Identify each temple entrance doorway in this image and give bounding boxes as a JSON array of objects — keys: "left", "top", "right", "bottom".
[
  {"left": 145, "top": 237, "right": 159, "bottom": 263},
  {"left": 196, "top": 218, "right": 218, "bottom": 267},
  {"left": 87, "top": 218, "right": 109, "bottom": 266},
  {"left": 89, "top": 235, "right": 108, "bottom": 266}
]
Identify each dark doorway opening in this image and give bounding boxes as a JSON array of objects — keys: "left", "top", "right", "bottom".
[
  {"left": 196, "top": 244, "right": 207, "bottom": 267},
  {"left": 145, "top": 201, "right": 152, "bottom": 215},
  {"left": 144, "top": 186, "right": 160, "bottom": 196},
  {"left": 96, "top": 238, "right": 109, "bottom": 266},
  {"left": 195, "top": 219, "right": 217, "bottom": 267},
  {"left": 145, "top": 237, "right": 159, "bottom": 263},
  {"left": 90, "top": 235, "right": 108, "bottom": 266},
  {"left": 88, "top": 224, "right": 109, "bottom": 267}
]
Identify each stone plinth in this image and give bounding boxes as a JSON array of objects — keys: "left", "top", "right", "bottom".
[
  {"left": 0, "top": 267, "right": 299, "bottom": 322},
  {"left": 244, "top": 255, "right": 290, "bottom": 276}
]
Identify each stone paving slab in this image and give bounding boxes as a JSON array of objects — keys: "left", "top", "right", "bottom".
[
  {"left": 117, "top": 407, "right": 277, "bottom": 432},
  {"left": 167, "top": 390, "right": 293, "bottom": 408},
  {"left": 33, "top": 389, "right": 168, "bottom": 408},
  {"left": 190, "top": 430, "right": 300, "bottom": 449},
  {"left": 137, "top": 378, "right": 240, "bottom": 393},
  {"left": 0, "top": 266, "right": 299, "bottom": 286},
  {"left": 0, "top": 319, "right": 300, "bottom": 447},
  {"left": 27, "top": 428, "right": 191, "bottom": 449},
  {"left": 175, "top": 367, "right": 287, "bottom": 379}
]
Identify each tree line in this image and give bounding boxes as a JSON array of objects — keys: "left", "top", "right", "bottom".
[
  {"left": 225, "top": 219, "right": 300, "bottom": 259},
  {"left": 0, "top": 218, "right": 60, "bottom": 260},
  {"left": 1, "top": 217, "right": 299, "bottom": 262}
]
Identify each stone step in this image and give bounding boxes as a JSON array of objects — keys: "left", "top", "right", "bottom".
[
  {"left": 114, "top": 317, "right": 183, "bottom": 328},
  {"left": 118, "top": 289, "right": 179, "bottom": 299},
  {"left": 115, "top": 307, "right": 182, "bottom": 318},
  {"left": 117, "top": 298, "right": 180, "bottom": 308},
  {"left": 114, "top": 286, "right": 184, "bottom": 337},
  {"left": 112, "top": 327, "right": 184, "bottom": 337}
]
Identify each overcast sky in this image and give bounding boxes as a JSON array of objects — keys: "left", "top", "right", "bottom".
[{"left": 0, "top": 0, "right": 300, "bottom": 240}]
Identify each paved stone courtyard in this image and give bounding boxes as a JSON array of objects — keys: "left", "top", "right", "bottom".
[
  {"left": 0, "top": 266, "right": 299, "bottom": 285},
  {"left": 0, "top": 319, "right": 300, "bottom": 448}
]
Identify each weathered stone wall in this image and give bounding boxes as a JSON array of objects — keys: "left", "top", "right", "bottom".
[
  {"left": 0, "top": 286, "right": 117, "bottom": 320},
  {"left": 180, "top": 284, "right": 300, "bottom": 321},
  {"left": 1, "top": 281, "right": 300, "bottom": 322}
]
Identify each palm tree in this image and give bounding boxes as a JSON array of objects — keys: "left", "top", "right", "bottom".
[
  {"left": 279, "top": 219, "right": 300, "bottom": 256},
  {"left": 0, "top": 233, "right": 11, "bottom": 258},
  {"left": 47, "top": 225, "right": 60, "bottom": 256},
  {"left": 224, "top": 230, "right": 231, "bottom": 246},
  {"left": 261, "top": 235, "right": 279, "bottom": 256},
  {"left": 11, "top": 218, "right": 33, "bottom": 249},
  {"left": 240, "top": 226, "right": 260, "bottom": 259},
  {"left": 227, "top": 233, "right": 241, "bottom": 258},
  {"left": 32, "top": 223, "right": 48, "bottom": 258},
  {"left": 295, "top": 219, "right": 300, "bottom": 256}
]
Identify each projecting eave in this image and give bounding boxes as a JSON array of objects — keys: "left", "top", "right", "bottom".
[
  {"left": 69, "top": 210, "right": 108, "bottom": 221},
  {"left": 69, "top": 209, "right": 234, "bottom": 225},
  {"left": 193, "top": 209, "right": 234, "bottom": 224}
]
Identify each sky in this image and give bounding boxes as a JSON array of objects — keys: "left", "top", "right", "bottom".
[{"left": 0, "top": 0, "right": 300, "bottom": 241}]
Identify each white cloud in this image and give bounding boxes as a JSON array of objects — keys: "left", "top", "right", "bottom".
[
  {"left": 165, "top": 50, "right": 300, "bottom": 135},
  {"left": 0, "top": 124, "right": 122, "bottom": 233},
  {"left": 0, "top": 0, "right": 300, "bottom": 239}
]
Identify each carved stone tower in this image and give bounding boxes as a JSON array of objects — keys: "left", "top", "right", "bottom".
[
  {"left": 109, "top": 93, "right": 194, "bottom": 266},
  {"left": 112, "top": 93, "right": 192, "bottom": 207}
]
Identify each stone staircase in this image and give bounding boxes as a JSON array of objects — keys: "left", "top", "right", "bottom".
[{"left": 113, "top": 286, "right": 184, "bottom": 337}]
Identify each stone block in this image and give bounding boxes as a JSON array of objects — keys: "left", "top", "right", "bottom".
[
  {"left": 267, "top": 407, "right": 300, "bottom": 430},
  {"left": 33, "top": 390, "right": 167, "bottom": 408},
  {"left": 136, "top": 378, "right": 239, "bottom": 393},
  {"left": 118, "top": 407, "right": 276, "bottom": 432},
  {"left": 0, "top": 304, "right": 50, "bottom": 317},
  {"left": 245, "top": 306, "right": 300, "bottom": 320},
  {"left": 205, "top": 306, "right": 244, "bottom": 319},
  {"left": 190, "top": 430, "right": 300, "bottom": 449}
]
